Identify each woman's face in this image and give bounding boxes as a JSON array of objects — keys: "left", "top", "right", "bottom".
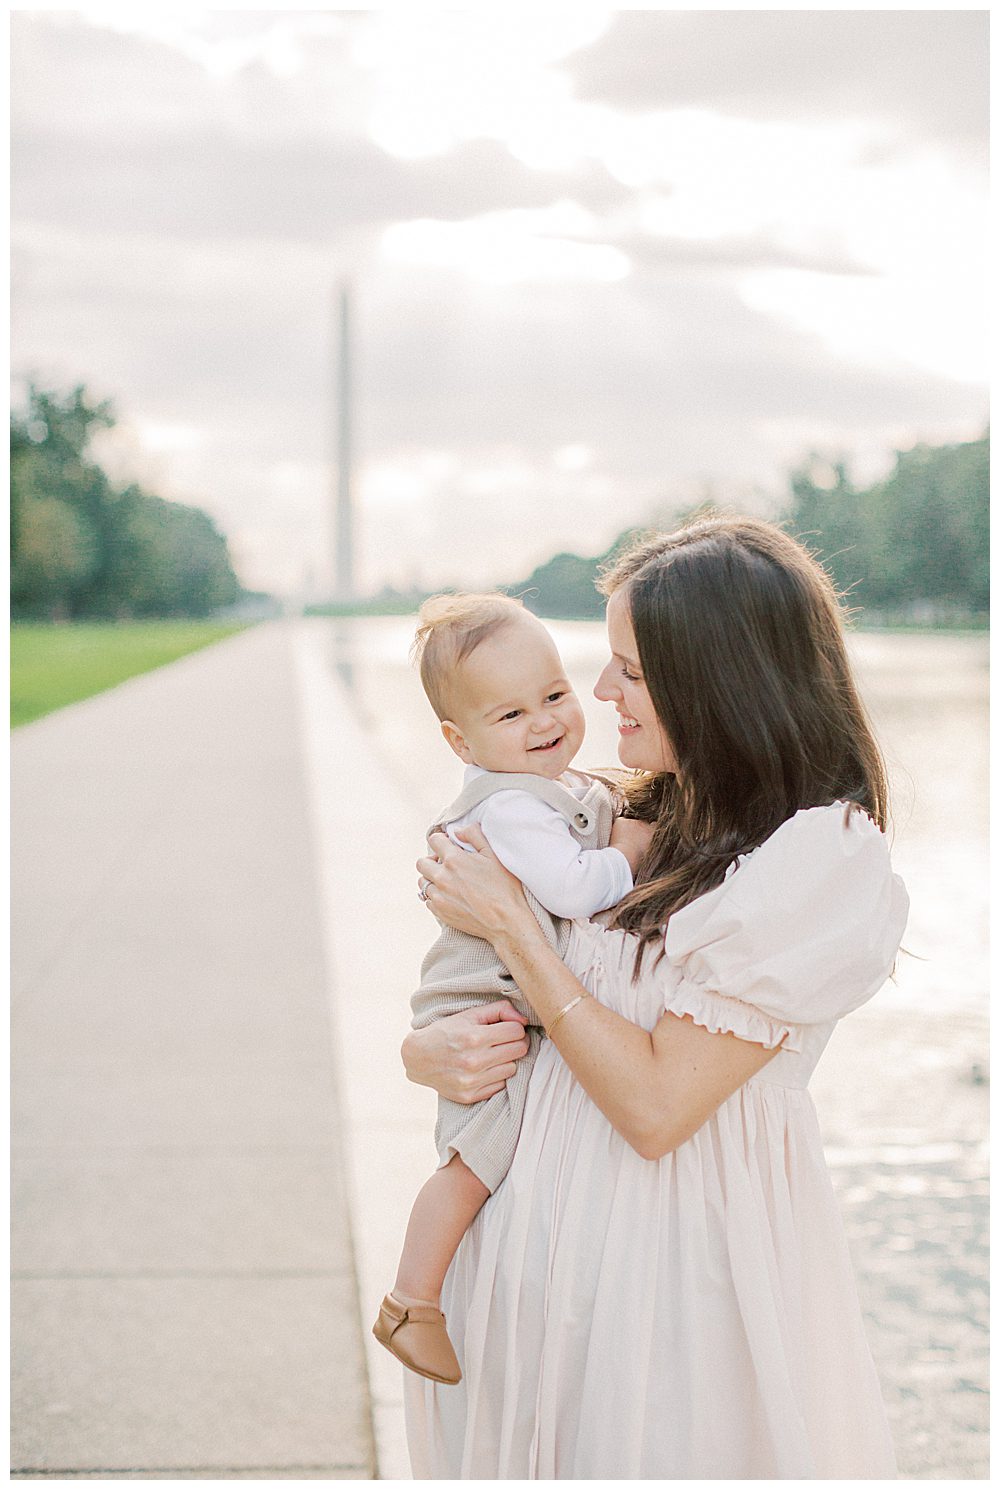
[{"left": 595, "top": 588, "right": 678, "bottom": 774}]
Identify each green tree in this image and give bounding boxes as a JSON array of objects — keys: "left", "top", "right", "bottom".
[
  {"left": 499, "top": 432, "right": 988, "bottom": 625},
  {"left": 10, "top": 493, "right": 99, "bottom": 616},
  {"left": 505, "top": 530, "right": 649, "bottom": 619},
  {"left": 510, "top": 551, "right": 606, "bottom": 619},
  {"left": 865, "top": 437, "right": 989, "bottom": 609},
  {"left": 786, "top": 458, "right": 871, "bottom": 603},
  {"left": 109, "top": 495, "right": 241, "bottom": 617},
  {"left": 10, "top": 388, "right": 110, "bottom": 616},
  {"left": 11, "top": 382, "right": 246, "bottom": 619},
  {"left": 785, "top": 434, "right": 988, "bottom": 616}
]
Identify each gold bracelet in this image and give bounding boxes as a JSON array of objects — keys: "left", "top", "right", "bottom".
[{"left": 546, "top": 991, "right": 591, "bottom": 1037}]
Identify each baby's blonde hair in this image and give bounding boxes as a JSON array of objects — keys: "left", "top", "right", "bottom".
[{"left": 412, "top": 591, "right": 527, "bottom": 721}]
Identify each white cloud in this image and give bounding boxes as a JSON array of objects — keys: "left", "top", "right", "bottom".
[
  {"left": 553, "top": 445, "right": 594, "bottom": 473},
  {"left": 741, "top": 265, "right": 987, "bottom": 388},
  {"left": 565, "top": 11, "right": 988, "bottom": 155},
  {"left": 78, "top": 8, "right": 355, "bottom": 80},
  {"left": 359, "top": 8, "right": 612, "bottom": 159},
  {"left": 381, "top": 212, "right": 630, "bottom": 285}
]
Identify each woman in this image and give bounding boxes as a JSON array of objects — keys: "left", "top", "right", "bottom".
[{"left": 404, "top": 517, "right": 909, "bottom": 1479}]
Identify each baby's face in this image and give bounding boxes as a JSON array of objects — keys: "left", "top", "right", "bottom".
[{"left": 442, "top": 616, "right": 586, "bottom": 780}]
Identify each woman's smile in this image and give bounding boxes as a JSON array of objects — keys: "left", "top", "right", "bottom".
[{"left": 596, "top": 589, "right": 678, "bottom": 773}]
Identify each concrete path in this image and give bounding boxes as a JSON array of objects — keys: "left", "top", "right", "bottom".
[{"left": 10, "top": 623, "right": 376, "bottom": 1479}]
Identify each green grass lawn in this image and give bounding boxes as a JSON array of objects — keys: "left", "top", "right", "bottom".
[{"left": 10, "top": 620, "right": 253, "bottom": 728}]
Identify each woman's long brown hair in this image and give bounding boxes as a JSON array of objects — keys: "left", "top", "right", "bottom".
[{"left": 600, "top": 517, "right": 890, "bottom": 968}]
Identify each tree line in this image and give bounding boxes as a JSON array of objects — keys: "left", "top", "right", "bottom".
[
  {"left": 504, "top": 432, "right": 989, "bottom": 625},
  {"left": 19, "top": 384, "right": 984, "bottom": 626},
  {"left": 10, "top": 385, "right": 244, "bottom": 621}
]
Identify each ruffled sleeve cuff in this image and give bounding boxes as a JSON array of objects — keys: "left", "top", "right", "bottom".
[{"left": 664, "top": 976, "right": 809, "bottom": 1054}]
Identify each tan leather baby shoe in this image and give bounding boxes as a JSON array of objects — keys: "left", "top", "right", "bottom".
[{"left": 372, "top": 1292, "right": 462, "bottom": 1384}]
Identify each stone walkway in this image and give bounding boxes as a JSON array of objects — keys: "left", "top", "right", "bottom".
[{"left": 11, "top": 622, "right": 376, "bottom": 1479}]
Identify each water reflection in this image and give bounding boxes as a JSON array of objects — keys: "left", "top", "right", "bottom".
[{"left": 325, "top": 620, "right": 357, "bottom": 696}]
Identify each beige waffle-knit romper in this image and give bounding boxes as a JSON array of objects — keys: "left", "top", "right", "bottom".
[{"left": 411, "top": 769, "right": 618, "bottom": 1195}]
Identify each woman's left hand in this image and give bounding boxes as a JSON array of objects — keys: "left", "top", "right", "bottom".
[{"left": 417, "top": 826, "right": 535, "bottom": 944}]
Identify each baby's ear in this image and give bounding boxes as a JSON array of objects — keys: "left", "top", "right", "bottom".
[{"left": 441, "top": 720, "right": 474, "bottom": 764}]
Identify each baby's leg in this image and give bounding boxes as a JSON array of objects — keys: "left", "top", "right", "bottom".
[
  {"left": 394, "top": 1154, "right": 490, "bottom": 1305},
  {"left": 374, "top": 1157, "right": 488, "bottom": 1383}
]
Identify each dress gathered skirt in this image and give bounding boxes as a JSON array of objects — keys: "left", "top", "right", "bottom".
[{"left": 404, "top": 803, "right": 910, "bottom": 1479}]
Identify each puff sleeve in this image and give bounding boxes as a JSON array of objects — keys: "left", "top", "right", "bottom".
[{"left": 661, "top": 803, "right": 909, "bottom": 1053}]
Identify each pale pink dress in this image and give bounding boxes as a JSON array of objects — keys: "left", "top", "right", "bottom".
[{"left": 405, "top": 803, "right": 910, "bottom": 1479}]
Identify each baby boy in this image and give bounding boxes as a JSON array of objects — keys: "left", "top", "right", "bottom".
[{"left": 372, "top": 593, "right": 648, "bottom": 1385}]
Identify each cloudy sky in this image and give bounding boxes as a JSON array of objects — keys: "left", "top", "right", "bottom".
[{"left": 11, "top": 7, "right": 989, "bottom": 598}]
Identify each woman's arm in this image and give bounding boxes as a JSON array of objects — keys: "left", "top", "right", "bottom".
[
  {"left": 419, "top": 827, "right": 778, "bottom": 1160},
  {"left": 402, "top": 825, "right": 653, "bottom": 1102}
]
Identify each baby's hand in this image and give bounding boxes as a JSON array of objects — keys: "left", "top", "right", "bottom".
[{"left": 610, "top": 816, "right": 655, "bottom": 875}]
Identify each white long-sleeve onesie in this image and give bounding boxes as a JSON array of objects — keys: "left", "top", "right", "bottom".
[{"left": 443, "top": 764, "right": 633, "bottom": 919}]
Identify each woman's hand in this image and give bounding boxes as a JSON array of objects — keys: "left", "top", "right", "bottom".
[
  {"left": 417, "top": 826, "right": 539, "bottom": 945},
  {"left": 401, "top": 1001, "right": 531, "bottom": 1103}
]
